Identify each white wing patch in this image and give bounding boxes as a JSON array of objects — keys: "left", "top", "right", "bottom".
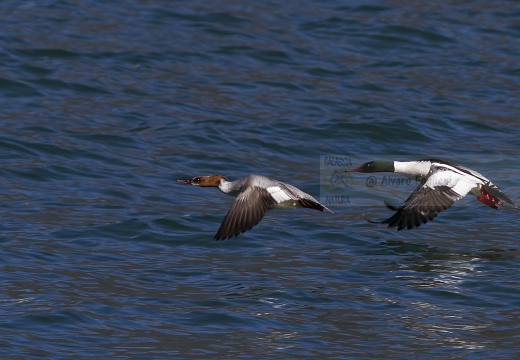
[
  {"left": 425, "top": 167, "right": 478, "bottom": 197},
  {"left": 423, "top": 171, "right": 457, "bottom": 189},
  {"left": 266, "top": 186, "right": 293, "bottom": 204},
  {"left": 450, "top": 177, "right": 479, "bottom": 198}
]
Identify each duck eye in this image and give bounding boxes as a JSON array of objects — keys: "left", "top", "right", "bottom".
[{"left": 194, "top": 177, "right": 201, "bottom": 182}]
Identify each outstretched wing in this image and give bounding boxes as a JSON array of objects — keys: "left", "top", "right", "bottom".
[
  {"left": 214, "top": 187, "right": 277, "bottom": 240},
  {"left": 382, "top": 168, "right": 475, "bottom": 230}
]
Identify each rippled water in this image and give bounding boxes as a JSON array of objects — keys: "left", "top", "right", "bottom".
[{"left": 1, "top": 0, "right": 520, "bottom": 358}]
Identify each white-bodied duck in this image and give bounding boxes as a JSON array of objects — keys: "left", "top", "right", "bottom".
[
  {"left": 178, "top": 174, "right": 332, "bottom": 239},
  {"left": 346, "top": 158, "right": 517, "bottom": 230}
]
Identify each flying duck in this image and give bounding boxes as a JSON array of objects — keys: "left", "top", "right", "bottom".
[
  {"left": 346, "top": 158, "right": 517, "bottom": 230},
  {"left": 178, "top": 174, "right": 332, "bottom": 239}
]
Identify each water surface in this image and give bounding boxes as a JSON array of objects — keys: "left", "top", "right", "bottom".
[{"left": 1, "top": 1, "right": 520, "bottom": 358}]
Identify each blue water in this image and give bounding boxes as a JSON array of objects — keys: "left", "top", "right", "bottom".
[{"left": 1, "top": 0, "right": 520, "bottom": 358}]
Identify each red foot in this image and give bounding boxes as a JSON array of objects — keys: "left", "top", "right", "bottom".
[{"left": 477, "top": 187, "right": 503, "bottom": 209}]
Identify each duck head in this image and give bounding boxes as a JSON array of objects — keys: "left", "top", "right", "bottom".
[
  {"left": 345, "top": 161, "right": 395, "bottom": 173},
  {"left": 177, "top": 174, "right": 227, "bottom": 187}
]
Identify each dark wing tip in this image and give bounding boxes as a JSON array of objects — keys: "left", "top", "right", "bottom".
[
  {"left": 482, "top": 185, "right": 517, "bottom": 208},
  {"left": 297, "top": 198, "right": 334, "bottom": 214},
  {"left": 382, "top": 206, "right": 440, "bottom": 231},
  {"left": 297, "top": 198, "right": 326, "bottom": 211},
  {"left": 214, "top": 221, "right": 257, "bottom": 240},
  {"left": 214, "top": 230, "right": 245, "bottom": 241},
  {"left": 381, "top": 201, "right": 440, "bottom": 231}
]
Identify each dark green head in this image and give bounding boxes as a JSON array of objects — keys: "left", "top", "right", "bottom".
[{"left": 345, "top": 161, "right": 395, "bottom": 173}]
